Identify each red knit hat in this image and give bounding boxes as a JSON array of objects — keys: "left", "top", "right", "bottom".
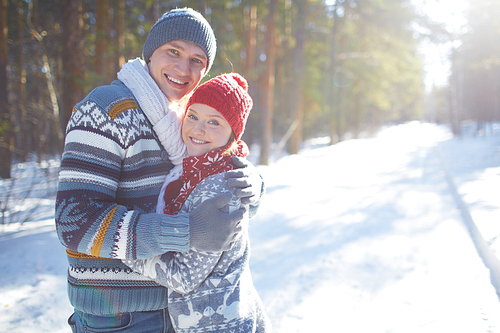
[{"left": 186, "top": 73, "right": 253, "bottom": 141}]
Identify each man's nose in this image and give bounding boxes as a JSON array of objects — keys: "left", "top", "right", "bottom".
[{"left": 175, "top": 56, "right": 190, "bottom": 76}]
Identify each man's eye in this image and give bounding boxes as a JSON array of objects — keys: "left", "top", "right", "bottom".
[
  {"left": 169, "top": 49, "right": 179, "bottom": 55},
  {"left": 192, "top": 58, "right": 207, "bottom": 67}
]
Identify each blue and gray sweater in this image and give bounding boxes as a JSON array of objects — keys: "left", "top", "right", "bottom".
[{"left": 55, "top": 80, "right": 190, "bottom": 315}]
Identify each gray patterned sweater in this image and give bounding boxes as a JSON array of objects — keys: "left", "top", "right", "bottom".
[
  {"left": 55, "top": 80, "right": 190, "bottom": 315},
  {"left": 123, "top": 172, "right": 271, "bottom": 332}
]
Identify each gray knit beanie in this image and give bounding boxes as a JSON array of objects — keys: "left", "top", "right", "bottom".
[{"left": 143, "top": 8, "right": 216, "bottom": 74}]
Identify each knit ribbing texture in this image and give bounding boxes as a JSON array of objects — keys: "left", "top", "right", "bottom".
[{"left": 142, "top": 8, "right": 216, "bottom": 74}]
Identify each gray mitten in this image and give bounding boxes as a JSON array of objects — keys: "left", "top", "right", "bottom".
[
  {"left": 189, "top": 192, "right": 245, "bottom": 252},
  {"left": 225, "top": 156, "right": 264, "bottom": 205}
]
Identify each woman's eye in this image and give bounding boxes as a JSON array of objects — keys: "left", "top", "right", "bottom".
[
  {"left": 209, "top": 120, "right": 219, "bottom": 126},
  {"left": 188, "top": 114, "right": 197, "bottom": 120}
]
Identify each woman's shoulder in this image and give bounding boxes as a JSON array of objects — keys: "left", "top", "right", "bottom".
[{"left": 192, "top": 172, "right": 233, "bottom": 196}]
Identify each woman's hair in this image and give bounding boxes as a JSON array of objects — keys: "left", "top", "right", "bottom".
[{"left": 222, "top": 131, "right": 238, "bottom": 156}]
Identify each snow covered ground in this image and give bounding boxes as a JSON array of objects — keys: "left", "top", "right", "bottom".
[{"left": 1, "top": 121, "right": 500, "bottom": 332}]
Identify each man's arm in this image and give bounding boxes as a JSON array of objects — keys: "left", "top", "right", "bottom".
[
  {"left": 55, "top": 99, "right": 242, "bottom": 260},
  {"left": 55, "top": 102, "right": 191, "bottom": 260}
]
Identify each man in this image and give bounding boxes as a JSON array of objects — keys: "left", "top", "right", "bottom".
[{"left": 55, "top": 8, "right": 262, "bottom": 332}]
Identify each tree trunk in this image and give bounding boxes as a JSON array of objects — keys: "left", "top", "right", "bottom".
[
  {"left": 244, "top": 5, "right": 257, "bottom": 76},
  {"left": 114, "top": 0, "right": 125, "bottom": 72},
  {"left": 94, "top": 0, "right": 108, "bottom": 80},
  {"left": 0, "top": 0, "right": 11, "bottom": 178},
  {"left": 242, "top": 5, "right": 257, "bottom": 146},
  {"left": 288, "top": 0, "right": 306, "bottom": 154},
  {"left": 328, "top": 4, "right": 339, "bottom": 145},
  {"left": 16, "top": 0, "right": 27, "bottom": 160},
  {"left": 61, "top": 0, "right": 84, "bottom": 136},
  {"left": 29, "top": 0, "right": 49, "bottom": 161},
  {"left": 27, "top": 0, "right": 64, "bottom": 151},
  {"left": 259, "top": 0, "right": 277, "bottom": 165},
  {"left": 450, "top": 49, "right": 462, "bottom": 136}
]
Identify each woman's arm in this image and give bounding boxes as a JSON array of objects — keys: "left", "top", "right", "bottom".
[
  {"left": 123, "top": 248, "right": 222, "bottom": 294},
  {"left": 123, "top": 172, "right": 245, "bottom": 293}
]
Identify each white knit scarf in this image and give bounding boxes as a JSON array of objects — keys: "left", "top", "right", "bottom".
[{"left": 117, "top": 58, "right": 186, "bottom": 214}]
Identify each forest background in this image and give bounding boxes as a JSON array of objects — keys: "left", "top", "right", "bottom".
[{"left": 0, "top": 0, "right": 499, "bottom": 180}]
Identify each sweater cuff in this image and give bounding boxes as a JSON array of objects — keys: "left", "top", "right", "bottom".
[
  {"left": 135, "top": 212, "right": 190, "bottom": 258},
  {"left": 159, "top": 212, "right": 190, "bottom": 252}
]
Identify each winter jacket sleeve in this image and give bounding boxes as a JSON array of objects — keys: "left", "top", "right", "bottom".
[
  {"left": 123, "top": 172, "right": 246, "bottom": 294},
  {"left": 55, "top": 84, "right": 191, "bottom": 260},
  {"left": 123, "top": 248, "right": 223, "bottom": 294}
]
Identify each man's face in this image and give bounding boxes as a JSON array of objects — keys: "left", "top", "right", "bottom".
[{"left": 148, "top": 40, "right": 208, "bottom": 102}]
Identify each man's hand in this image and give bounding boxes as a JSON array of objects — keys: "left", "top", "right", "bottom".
[
  {"left": 189, "top": 192, "right": 245, "bottom": 252},
  {"left": 226, "top": 156, "right": 263, "bottom": 205}
]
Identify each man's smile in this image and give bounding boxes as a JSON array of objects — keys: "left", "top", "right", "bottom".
[{"left": 165, "top": 74, "right": 188, "bottom": 85}]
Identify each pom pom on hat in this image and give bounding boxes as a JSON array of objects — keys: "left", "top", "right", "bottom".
[
  {"left": 143, "top": 8, "right": 216, "bottom": 75},
  {"left": 186, "top": 73, "right": 253, "bottom": 141}
]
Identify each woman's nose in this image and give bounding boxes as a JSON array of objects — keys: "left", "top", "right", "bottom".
[{"left": 193, "top": 122, "right": 205, "bottom": 134}]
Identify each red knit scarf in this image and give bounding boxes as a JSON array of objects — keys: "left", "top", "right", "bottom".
[{"left": 163, "top": 141, "right": 249, "bottom": 215}]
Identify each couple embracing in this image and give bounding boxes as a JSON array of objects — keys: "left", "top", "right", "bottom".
[{"left": 56, "top": 7, "right": 270, "bottom": 333}]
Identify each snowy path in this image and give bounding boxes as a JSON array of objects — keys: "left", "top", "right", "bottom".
[
  {"left": 1, "top": 122, "right": 500, "bottom": 332},
  {"left": 250, "top": 122, "right": 500, "bottom": 332}
]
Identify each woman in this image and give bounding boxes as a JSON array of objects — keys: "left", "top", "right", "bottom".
[{"left": 123, "top": 73, "right": 271, "bottom": 333}]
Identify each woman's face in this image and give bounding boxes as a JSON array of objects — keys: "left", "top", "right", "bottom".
[{"left": 182, "top": 103, "right": 233, "bottom": 157}]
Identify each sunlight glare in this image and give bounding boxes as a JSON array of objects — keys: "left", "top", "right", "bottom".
[{"left": 412, "top": 0, "right": 468, "bottom": 90}]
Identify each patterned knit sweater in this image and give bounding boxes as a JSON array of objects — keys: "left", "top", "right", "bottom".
[
  {"left": 123, "top": 171, "right": 271, "bottom": 333},
  {"left": 55, "top": 80, "right": 191, "bottom": 315}
]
